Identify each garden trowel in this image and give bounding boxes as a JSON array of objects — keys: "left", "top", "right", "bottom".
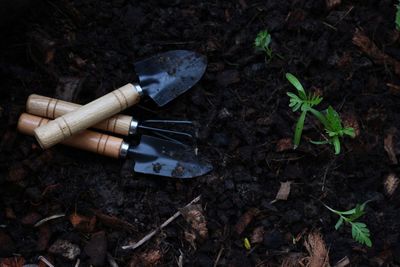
[
  {"left": 33, "top": 50, "right": 207, "bottom": 149},
  {"left": 18, "top": 113, "right": 212, "bottom": 178}
]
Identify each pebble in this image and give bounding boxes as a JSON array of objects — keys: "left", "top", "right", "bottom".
[{"left": 48, "top": 239, "right": 81, "bottom": 261}]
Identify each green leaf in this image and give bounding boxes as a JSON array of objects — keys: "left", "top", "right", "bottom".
[
  {"left": 332, "top": 136, "right": 341, "bottom": 154},
  {"left": 286, "top": 73, "right": 306, "bottom": 99},
  {"left": 335, "top": 217, "right": 344, "bottom": 230},
  {"left": 396, "top": 2, "right": 400, "bottom": 31},
  {"left": 244, "top": 237, "right": 251, "bottom": 250},
  {"left": 343, "top": 127, "right": 356, "bottom": 138},
  {"left": 294, "top": 109, "right": 307, "bottom": 149},
  {"left": 351, "top": 222, "right": 372, "bottom": 247},
  {"left": 310, "top": 140, "right": 330, "bottom": 145}
]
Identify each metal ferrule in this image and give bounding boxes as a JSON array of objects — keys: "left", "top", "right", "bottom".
[
  {"left": 133, "top": 83, "right": 144, "bottom": 96},
  {"left": 129, "top": 119, "right": 139, "bottom": 135},
  {"left": 119, "top": 141, "right": 130, "bottom": 158}
]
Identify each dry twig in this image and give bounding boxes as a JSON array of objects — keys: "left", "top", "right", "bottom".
[{"left": 122, "top": 195, "right": 201, "bottom": 250}]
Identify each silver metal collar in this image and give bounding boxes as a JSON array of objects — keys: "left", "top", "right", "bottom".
[
  {"left": 129, "top": 119, "right": 139, "bottom": 135},
  {"left": 119, "top": 142, "right": 130, "bottom": 158},
  {"left": 133, "top": 83, "right": 144, "bottom": 96}
]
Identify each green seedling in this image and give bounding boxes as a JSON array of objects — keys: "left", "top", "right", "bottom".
[
  {"left": 255, "top": 30, "right": 273, "bottom": 59},
  {"left": 286, "top": 73, "right": 323, "bottom": 149},
  {"left": 310, "top": 106, "right": 355, "bottom": 154},
  {"left": 396, "top": 1, "right": 400, "bottom": 30},
  {"left": 324, "top": 201, "right": 372, "bottom": 247},
  {"left": 243, "top": 237, "right": 251, "bottom": 250}
]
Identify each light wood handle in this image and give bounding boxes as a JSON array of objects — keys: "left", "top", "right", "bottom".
[
  {"left": 33, "top": 83, "right": 140, "bottom": 149},
  {"left": 18, "top": 113, "right": 124, "bottom": 158},
  {"left": 27, "top": 94, "right": 133, "bottom": 136}
]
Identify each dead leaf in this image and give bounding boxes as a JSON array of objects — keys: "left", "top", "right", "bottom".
[
  {"left": 281, "top": 253, "right": 304, "bottom": 267},
  {"left": 37, "top": 225, "right": 51, "bottom": 251},
  {"left": 334, "top": 256, "right": 350, "bottom": 267},
  {"left": 250, "top": 226, "right": 264, "bottom": 244},
  {"left": 69, "top": 213, "right": 96, "bottom": 232},
  {"left": 21, "top": 212, "right": 42, "bottom": 226},
  {"left": 326, "top": 0, "right": 341, "bottom": 9},
  {"left": 129, "top": 249, "right": 162, "bottom": 267},
  {"left": 386, "top": 83, "right": 400, "bottom": 95},
  {"left": 353, "top": 29, "right": 400, "bottom": 76},
  {"left": 342, "top": 113, "right": 360, "bottom": 137},
  {"left": 184, "top": 230, "right": 197, "bottom": 249},
  {"left": 180, "top": 204, "right": 208, "bottom": 240},
  {"left": 0, "top": 256, "right": 25, "bottom": 267},
  {"left": 92, "top": 209, "right": 137, "bottom": 232},
  {"left": 304, "top": 231, "right": 329, "bottom": 267},
  {"left": 275, "top": 181, "right": 292, "bottom": 201},
  {"left": 384, "top": 128, "right": 398, "bottom": 164},
  {"left": 384, "top": 173, "right": 399, "bottom": 196},
  {"left": 276, "top": 138, "right": 293, "bottom": 152},
  {"left": 234, "top": 208, "right": 260, "bottom": 235},
  {"left": 5, "top": 208, "right": 16, "bottom": 220}
]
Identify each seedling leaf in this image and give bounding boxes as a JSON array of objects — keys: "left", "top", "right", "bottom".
[
  {"left": 294, "top": 109, "right": 307, "bottom": 149},
  {"left": 286, "top": 73, "right": 306, "bottom": 98}
]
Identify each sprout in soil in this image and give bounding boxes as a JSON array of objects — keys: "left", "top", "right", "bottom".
[
  {"left": 396, "top": 1, "right": 400, "bottom": 31},
  {"left": 255, "top": 30, "right": 273, "bottom": 60},
  {"left": 310, "top": 106, "right": 355, "bottom": 154},
  {"left": 286, "top": 73, "right": 355, "bottom": 154},
  {"left": 286, "top": 73, "right": 323, "bottom": 149},
  {"left": 324, "top": 201, "right": 372, "bottom": 247}
]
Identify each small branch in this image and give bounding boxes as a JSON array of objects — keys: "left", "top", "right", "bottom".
[{"left": 122, "top": 195, "right": 201, "bottom": 250}]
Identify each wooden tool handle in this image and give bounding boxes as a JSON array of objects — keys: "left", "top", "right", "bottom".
[
  {"left": 33, "top": 83, "right": 141, "bottom": 149},
  {"left": 18, "top": 113, "right": 124, "bottom": 158},
  {"left": 27, "top": 94, "right": 134, "bottom": 136}
]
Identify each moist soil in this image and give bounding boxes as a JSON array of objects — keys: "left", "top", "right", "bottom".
[{"left": 1, "top": 0, "right": 400, "bottom": 266}]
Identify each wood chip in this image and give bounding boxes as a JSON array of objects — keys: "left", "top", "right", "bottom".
[
  {"left": 384, "top": 128, "right": 398, "bottom": 164},
  {"left": 353, "top": 29, "right": 400, "bottom": 76},
  {"left": 234, "top": 208, "right": 260, "bottom": 235},
  {"left": 384, "top": 173, "right": 399, "bottom": 196},
  {"left": 129, "top": 249, "right": 162, "bottom": 267},
  {"left": 275, "top": 181, "right": 292, "bottom": 201},
  {"left": 304, "top": 231, "right": 329, "bottom": 267}
]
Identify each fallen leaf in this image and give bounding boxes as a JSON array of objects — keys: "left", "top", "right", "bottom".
[
  {"left": 342, "top": 113, "right": 360, "bottom": 137},
  {"left": 129, "top": 249, "right": 162, "bottom": 267},
  {"left": 0, "top": 256, "right": 25, "bottom": 267},
  {"left": 92, "top": 209, "right": 137, "bottom": 232},
  {"left": 234, "top": 208, "right": 260, "bottom": 235},
  {"left": 384, "top": 128, "right": 398, "bottom": 164},
  {"left": 303, "top": 231, "right": 329, "bottom": 267},
  {"left": 386, "top": 83, "right": 400, "bottom": 95},
  {"left": 353, "top": 29, "right": 400, "bottom": 76},
  {"left": 275, "top": 181, "right": 292, "bottom": 201},
  {"left": 37, "top": 225, "right": 51, "bottom": 251},
  {"left": 326, "top": 0, "right": 341, "bottom": 9},
  {"left": 384, "top": 173, "right": 399, "bottom": 196},
  {"left": 276, "top": 138, "right": 293, "bottom": 152},
  {"left": 281, "top": 253, "right": 304, "bottom": 267},
  {"left": 250, "top": 226, "right": 264, "bottom": 244},
  {"left": 180, "top": 204, "right": 208, "bottom": 240},
  {"left": 69, "top": 213, "right": 96, "bottom": 232}
]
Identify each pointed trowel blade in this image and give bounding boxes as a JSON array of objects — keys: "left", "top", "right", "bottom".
[
  {"left": 130, "top": 135, "right": 212, "bottom": 178},
  {"left": 134, "top": 50, "right": 207, "bottom": 107}
]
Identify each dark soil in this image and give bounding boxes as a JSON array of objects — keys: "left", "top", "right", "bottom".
[{"left": 1, "top": 0, "right": 400, "bottom": 266}]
